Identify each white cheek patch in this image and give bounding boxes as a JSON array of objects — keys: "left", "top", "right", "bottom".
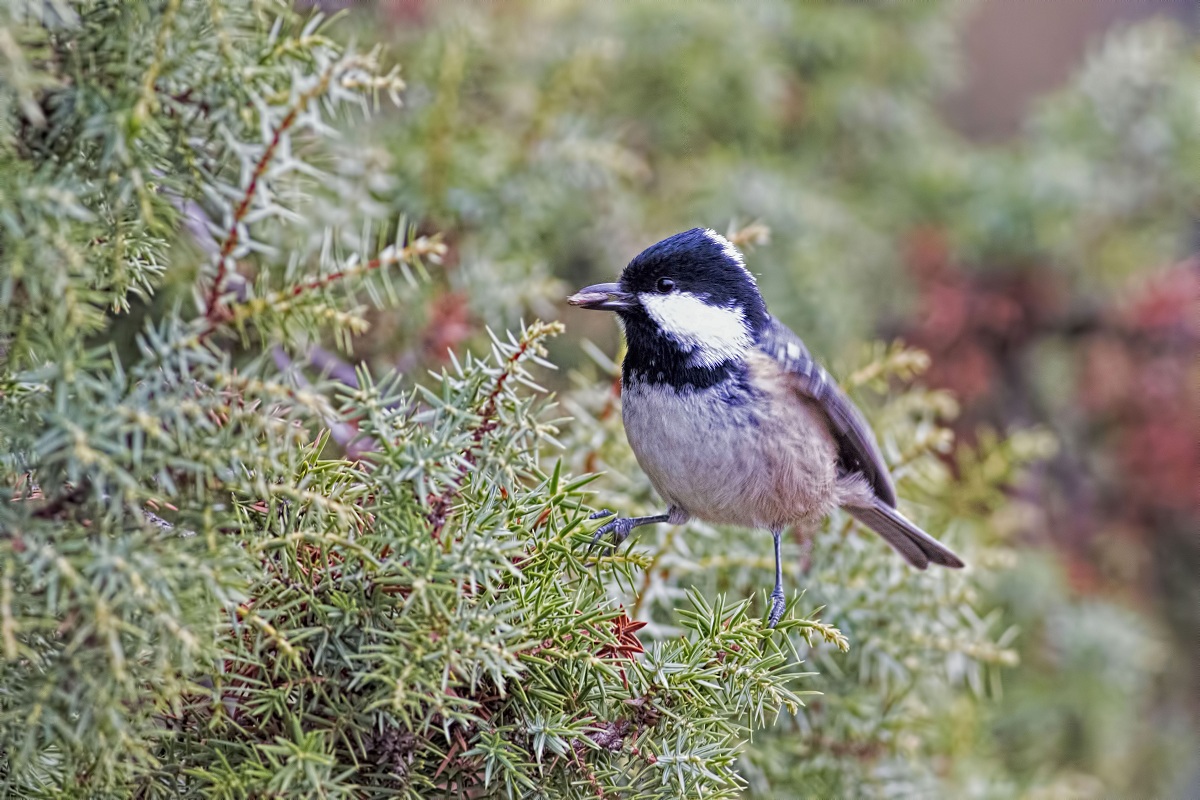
[{"left": 639, "top": 291, "right": 752, "bottom": 367}]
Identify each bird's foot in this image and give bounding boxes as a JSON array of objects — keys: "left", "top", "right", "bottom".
[
  {"left": 767, "top": 588, "right": 787, "bottom": 629},
  {"left": 586, "top": 509, "right": 635, "bottom": 557}
]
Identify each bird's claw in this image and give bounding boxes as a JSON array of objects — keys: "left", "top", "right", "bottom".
[
  {"left": 767, "top": 589, "right": 786, "bottom": 629},
  {"left": 586, "top": 509, "right": 632, "bottom": 558}
]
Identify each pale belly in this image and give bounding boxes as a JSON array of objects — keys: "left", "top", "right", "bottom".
[{"left": 621, "top": 378, "right": 840, "bottom": 529}]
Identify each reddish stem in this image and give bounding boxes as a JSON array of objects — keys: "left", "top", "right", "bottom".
[
  {"left": 203, "top": 105, "right": 302, "bottom": 321},
  {"left": 426, "top": 336, "right": 536, "bottom": 539}
]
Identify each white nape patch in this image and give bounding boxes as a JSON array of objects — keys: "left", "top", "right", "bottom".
[
  {"left": 640, "top": 291, "right": 752, "bottom": 367},
  {"left": 700, "top": 228, "right": 758, "bottom": 286}
]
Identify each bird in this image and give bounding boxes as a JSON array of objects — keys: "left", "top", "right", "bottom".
[{"left": 567, "top": 227, "right": 964, "bottom": 627}]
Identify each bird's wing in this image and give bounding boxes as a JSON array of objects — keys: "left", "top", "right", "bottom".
[{"left": 755, "top": 315, "right": 897, "bottom": 507}]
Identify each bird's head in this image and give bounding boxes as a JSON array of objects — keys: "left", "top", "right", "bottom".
[{"left": 568, "top": 228, "right": 768, "bottom": 371}]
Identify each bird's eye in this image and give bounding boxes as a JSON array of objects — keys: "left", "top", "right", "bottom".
[{"left": 655, "top": 277, "right": 676, "bottom": 293}]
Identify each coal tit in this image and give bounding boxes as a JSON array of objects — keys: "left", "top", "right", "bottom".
[{"left": 568, "top": 228, "right": 964, "bottom": 627}]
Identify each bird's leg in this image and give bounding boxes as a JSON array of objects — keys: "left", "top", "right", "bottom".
[
  {"left": 586, "top": 509, "right": 670, "bottom": 557},
  {"left": 767, "top": 526, "right": 786, "bottom": 628}
]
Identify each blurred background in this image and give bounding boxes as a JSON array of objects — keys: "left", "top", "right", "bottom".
[{"left": 311, "top": 0, "right": 1197, "bottom": 795}]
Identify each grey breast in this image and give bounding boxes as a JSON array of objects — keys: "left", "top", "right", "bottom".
[{"left": 622, "top": 367, "right": 839, "bottom": 528}]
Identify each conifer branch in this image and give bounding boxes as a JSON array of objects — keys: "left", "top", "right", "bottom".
[
  {"left": 202, "top": 51, "right": 404, "bottom": 328},
  {"left": 426, "top": 321, "right": 563, "bottom": 539},
  {"left": 225, "top": 234, "right": 447, "bottom": 328},
  {"left": 203, "top": 66, "right": 335, "bottom": 321}
]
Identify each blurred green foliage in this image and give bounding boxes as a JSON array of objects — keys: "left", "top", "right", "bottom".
[{"left": 365, "top": 1, "right": 1197, "bottom": 353}]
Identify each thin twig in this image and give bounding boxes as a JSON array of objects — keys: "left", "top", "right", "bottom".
[
  {"left": 425, "top": 324, "right": 561, "bottom": 539},
  {"left": 202, "top": 59, "right": 344, "bottom": 323},
  {"left": 425, "top": 340, "right": 533, "bottom": 539},
  {"left": 221, "top": 235, "right": 446, "bottom": 328}
]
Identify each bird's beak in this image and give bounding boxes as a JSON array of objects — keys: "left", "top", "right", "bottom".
[{"left": 566, "top": 282, "right": 635, "bottom": 311}]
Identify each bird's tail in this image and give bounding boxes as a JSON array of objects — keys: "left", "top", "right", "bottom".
[{"left": 846, "top": 499, "right": 964, "bottom": 570}]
